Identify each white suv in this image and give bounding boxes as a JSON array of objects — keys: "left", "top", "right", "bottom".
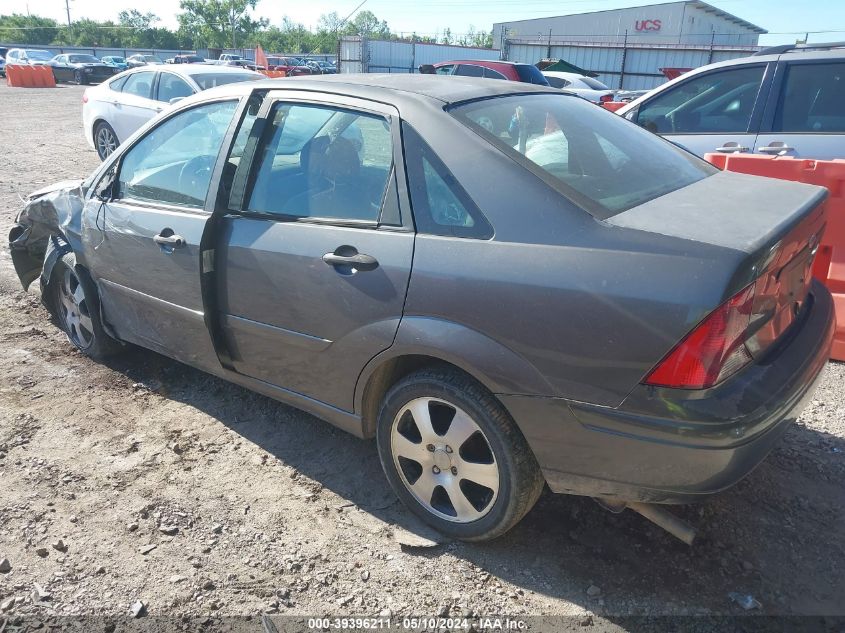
[{"left": 618, "top": 43, "right": 845, "bottom": 160}]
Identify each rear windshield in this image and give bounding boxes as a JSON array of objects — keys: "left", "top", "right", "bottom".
[
  {"left": 192, "top": 72, "right": 261, "bottom": 90},
  {"left": 27, "top": 50, "right": 53, "bottom": 61},
  {"left": 450, "top": 93, "right": 715, "bottom": 218},
  {"left": 580, "top": 76, "right": 609, "bottom": 90},
  {"left": 514, "top": 64, "right": 549, "bottom": 86}
]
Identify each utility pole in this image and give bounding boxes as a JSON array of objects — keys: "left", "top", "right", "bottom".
[
  {"left": 65, "top": 0, "right": 72, "bottom": 27},
  {"left": 231, "top": 3, "right": 236, "bottom": 49},
  {"left": 547, "top": 28, "right": 552, "bottom": 58}
]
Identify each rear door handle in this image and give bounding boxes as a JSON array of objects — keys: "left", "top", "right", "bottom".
[
  {"left": 153, "top": 231, "right": 185, "bottom": 248},
  {"left": 757, "top": 143, "right": 795, "bottom": 154},
  {"left": 322, "top": 249, "right": 379, "bottom": 272}
]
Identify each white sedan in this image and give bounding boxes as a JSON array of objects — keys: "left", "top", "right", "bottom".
[
  {"left": 83, "top": 64, "right": 263, "bottom": 160},
  {"left": 542, "top": 71, "right": 615, "bottom": 105}
]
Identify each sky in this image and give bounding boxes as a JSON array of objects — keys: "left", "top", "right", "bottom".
[{"left": 5, "top": 0, "right": 845, "bottom": 45}]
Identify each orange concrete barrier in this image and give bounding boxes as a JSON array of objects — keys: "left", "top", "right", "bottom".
[
  {"left": 34, "top": 65, "right": 56, "bottom": 88},
  {"left": 602, "top": 101, "right": 626, "bottom": 113},
  {"left": 705, "top": 153, "right": 845, "bottom": 361},
  {"left": 5, "top": 64, "right": 19, "bottom": 86},
  {"left": 6, "top": 63, "right": 58, "bottom": 88}
]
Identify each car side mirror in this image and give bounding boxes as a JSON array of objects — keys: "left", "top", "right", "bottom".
[
  {"left": 419, "top": 64, "right": 435, "bottom": 74},
  {"left": 95, "top": 169, "right": 117, "bottom": 202}
]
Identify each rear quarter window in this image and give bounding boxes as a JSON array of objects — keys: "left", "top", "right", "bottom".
[{"left": 450, "top": 93, "right": 716, "bottom": 219}]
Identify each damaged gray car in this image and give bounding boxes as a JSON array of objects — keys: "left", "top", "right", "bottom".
[{"left": 9, "top": 76, "right": 835, "bottom": 542}]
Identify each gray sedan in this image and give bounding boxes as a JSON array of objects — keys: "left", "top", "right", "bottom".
[{"left": 9, "top": 76, "right": 834, "bottom": 541}]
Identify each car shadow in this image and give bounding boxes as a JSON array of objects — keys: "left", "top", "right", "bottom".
[{"left": 104, "top": 346, "right": 845, "bottom": 618}]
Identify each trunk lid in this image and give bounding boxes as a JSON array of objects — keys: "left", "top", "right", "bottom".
[{"left": 607, "top": 170, "right": 827, "bottom": 357}]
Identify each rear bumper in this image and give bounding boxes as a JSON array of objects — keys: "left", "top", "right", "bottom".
[{"left": 502, "top": 280, "right": 835, "bottom": 503}]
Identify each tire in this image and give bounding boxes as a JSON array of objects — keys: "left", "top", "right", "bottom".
[
  {"left": 74, "top": 69, "right": 87, "bottom": 85},
  {"left": 94, "top": 122, "right": 118, "bottom": 160},
  {"left": 376, "top": 367, "right": 545, "bottom": 541},
  {"left": 49, "top": 252, "right": 122, "bottom": 359}
]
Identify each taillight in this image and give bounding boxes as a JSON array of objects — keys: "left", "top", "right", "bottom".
[
  {"left": 82, "top": 91, "right": 88, "bottom": 103},
  {"left": 644, "top": 284, "right": 755, "bottom": 389},
  {"left": 600, "top": 94, "right": 613, "bottom": 103}
]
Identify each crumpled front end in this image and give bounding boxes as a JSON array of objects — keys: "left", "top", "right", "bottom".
[{"left": 8, "top": 180, "right": 86, "bottom": 291}]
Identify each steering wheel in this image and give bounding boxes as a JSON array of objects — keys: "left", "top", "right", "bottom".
[{"left": 178, "top": 155, "right": 216, "bottom": 201}]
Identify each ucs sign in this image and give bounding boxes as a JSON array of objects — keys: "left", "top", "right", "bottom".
[{"left": 635, "top": 19, "right": 662, "bottom": 31}]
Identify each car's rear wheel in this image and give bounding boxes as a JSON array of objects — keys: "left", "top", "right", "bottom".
[
  {"left": 94, "top": 122, "right": 118, "bottom": 160},
  {"left": 50, "top": 252, "right": 122, "bottom": 359},
  {"left": 376, "top": 367, "right": 544, "bottom": 541}
]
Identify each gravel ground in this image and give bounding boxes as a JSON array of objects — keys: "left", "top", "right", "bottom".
[{"left": 0, "top": 83, "right": 844, "bottom": 628}]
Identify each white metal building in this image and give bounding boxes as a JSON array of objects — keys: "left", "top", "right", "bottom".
[{"left": 493, "top": 1, "right": 766, "bottom": 48}]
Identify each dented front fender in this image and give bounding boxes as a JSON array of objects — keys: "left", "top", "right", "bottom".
[{"left": 8, "top": 180, "right": 85, "bottom": 290}]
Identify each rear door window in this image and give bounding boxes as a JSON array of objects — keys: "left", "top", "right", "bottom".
[
  {"left": 455, "top": 64, "right": 484, "bottom": 78},
  {"left": 773, "top": 62, "right": 845, "bottom": 133},
  {"left": 635, "top": 65, "right": 766, "bottom": 134},
  {"left": 157, "top": 73, "right": 194, "bottom": 102},
  {"left": 246, "top": 103, "right": 393, "bottom": 222},
  {"left": 122, "top": 71, "right": 155, "bottom": 99},
  {"left": 435, "top": 64, "right": 455, "bottom": 75}
]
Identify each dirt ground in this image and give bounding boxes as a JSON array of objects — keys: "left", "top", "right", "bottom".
[{"left": 0, "top": 83, "right": 844, "bottom": 628}]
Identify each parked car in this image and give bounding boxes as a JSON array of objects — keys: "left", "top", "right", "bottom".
[
  {"left": 618, "top": 42, "right": 845, "bottom": 159},
  {"left": 82, "top": 64, "right": 262, "bottom": 159},
  {"left": 420, "top": 60, "right": 549, "bottom": 85},
  {"left": 167, "top": 54, "right": 206, "bottom": 65},
  {"left": 218, "top": 53, "right": 243, "bottom": 63},
  {"left": 0, "top": 55, "right": 5, "bottom": 78},
  {"left": 48, "top": 53, "right": 117, "bottom": 85},
  {"left": 11, "top": 75, "right": 834, "bottom": 541},
  {"left": 265, "top": 56, "right": 313, "bottom": 76},
  {"left": 4, "top": 48, "right": 54, "bottom": 66},
  {"left": 101, "top": 56, "right": 129, "bottom": 71},
  {"left": 126, "top": 54, "right": 164, "bottom": 68},
  {"left": 219, "top": 58, "right": 265, "bottom": 71},
  {"left": 542, "top": 71, "right": 615, "bottom": 104},
  {"left": 615, "top": 88, "right": 650, "bottom": 103},
  {"left": 315, "top": 60, "right": 337, "bottom": 74}
]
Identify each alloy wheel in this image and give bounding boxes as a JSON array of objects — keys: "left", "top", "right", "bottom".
[
  {"left": 96, "top": 126, "right": 117, "bottom": 159},
  {"left": 390, "top": 397, "right": 500, "bottom": 523},
  {"left": 57, "top": 267, "right": 95, "bottom": 349}
]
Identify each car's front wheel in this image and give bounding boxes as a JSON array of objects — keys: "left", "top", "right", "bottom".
[
  {"left": 94, "top": 122, "right": 118, "bottom": 160},
  {"left": 50, "top": 252, "right": 122, "bottom": 359},
  {"left": 74, "top": 69, "right": 86, "bottom": 85},
  {"left": 376, "top": 367, "right": 544, "bottom": 541}
]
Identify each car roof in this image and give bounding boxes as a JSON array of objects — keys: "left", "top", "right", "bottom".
[
  {"left": 197, "top": 73, "right": 559, "bottom": 107},
  {"left": 437, "top": 60, "right": 524, "bottom": 67},
  {"left": 542, "top": 71, "right": 585, "bottom": 79},
  {"left": 125, "top": 63, "right": 260, "bottom": 77}
]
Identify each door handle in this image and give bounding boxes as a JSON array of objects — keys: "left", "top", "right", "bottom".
[
  {"left": 153, "top": 231, "right": 185, "bottom": 248},
  {"left": 322, "top": 248, "right": 379, "bottom": 272},
  {"left": 715, "top": 144, "right": 749, "bottom": 153},
  {"left": 757, "top": 143, "right": 795, "bottom": 154}
]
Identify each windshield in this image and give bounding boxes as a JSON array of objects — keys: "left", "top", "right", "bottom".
[
  {"left": 69, "top": 54, "right": 99, "bottom": 63},
  {"left": 450, "top": 93, "right": 715, "bottom": 218},
  {"left": 144, "top": 56, "right": 163, "bottom": 63},
  {"left": 191, "top": 72, "right": 261, "bottom": 90},
  {"left": 27, "top": 50, "right": 53, "bottom": 61},
  {"left": 110, "top": 57, "right": 125, "bottom": 63}
]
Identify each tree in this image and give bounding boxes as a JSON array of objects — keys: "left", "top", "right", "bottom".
[
  {"left": 344, "top": 10, "right": 390, "bottom": 39},
  {"left": 0, "top": 14, "right": 60, "bottom": 44},
  {"left": 177, "top": 0, "right": 267, "bottom": 48},
  {"left": 118, "top": 10, "right": 162, "bottom": 48}
]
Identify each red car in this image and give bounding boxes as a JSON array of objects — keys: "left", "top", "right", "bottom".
[
  {"left": 419, "top": 60, "right": 549, "bottom": 85},
  {"left": 266, "top": 56, "right": 313, "bottom": 77}
]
